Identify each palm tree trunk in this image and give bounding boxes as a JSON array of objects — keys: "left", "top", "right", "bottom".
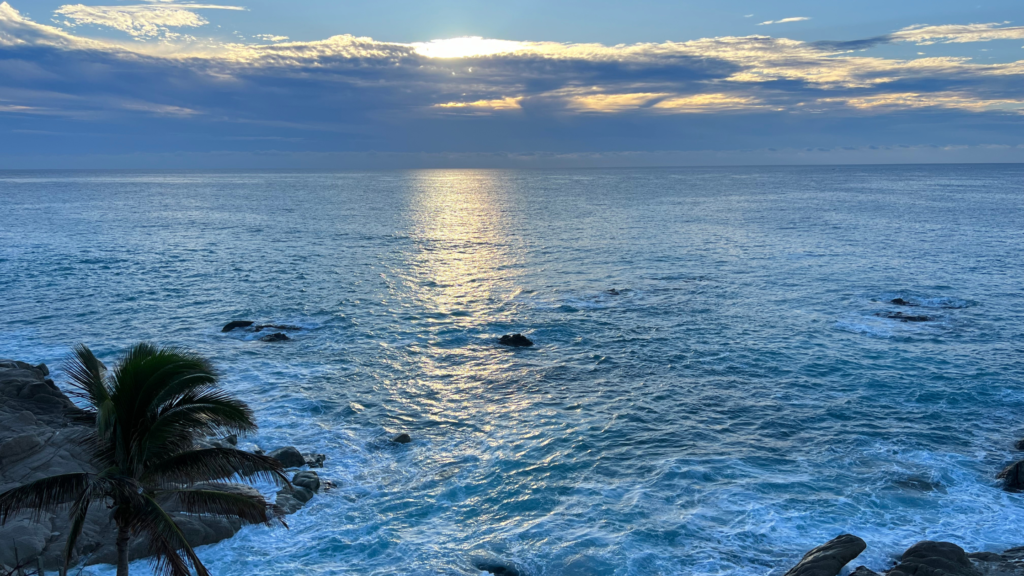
[{"left": 115, "top": 524, "right": 130, "bottom": 576}]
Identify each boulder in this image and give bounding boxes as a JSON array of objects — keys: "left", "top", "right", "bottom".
[
  {"left": 274, "top": 485, "right": 315, "bottom": 514},
  {"left": 474, "top": 560, "right": 521, "bottom": 576},
  {"left": 499, "top": 334, "right": 534, "bottom": 347},
  {"left": 997, "top": 461, "right": 1024, "bottom": 491},
  {"left": 292, "top": 471, "right": 320, "bottom": 493},
  {"left": 891, "top": 298, "right": 917, "bottom": 306},
  {"left": 890, "top": 541, "right": 981, "bottom": 576},
  {"left": 391, "top": 433, "right": 412, "bottom": 444},
  {"left": 260, "top": 332, "right": 290, "bottom": 342},
  {"left": 35, "top": 363, "right": 48, "bottom": 376},
  {"left": 849, "top": 568, "right": 880, "bottom": 576},
  {"left": 606, "top": 289, "right": 620, "bottom": 295},
  {"left": 221, "top": 320, "right": 254, "bottom": 332},
  {"left": 267, "top": 446, "right": 306, "bottom": 468},
  {"left": 304, "top": 452, "right": 326, "bottom": 468},
  {"left": 783, "top": 534, "right": 867, "bottom": 576},
  {"left": 1014, "top": 439, "right": 1024, "bottom": 451}
]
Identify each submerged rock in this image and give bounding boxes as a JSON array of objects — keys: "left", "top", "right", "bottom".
[
  {"left": 783, "top": 534, "right": 867, "bottom": 576},
  {"left": 499, "top": 333, "right": 534, "bottom": 347},
  {"left": 254, "top": 324, "right": 302, "bottom": 332},
  {"left": 267, "top": 446, "right": 306, "bottom": 468},
  {"left": 222, "top": 320, "right": 254, "bottom": 332},
  {"left": 1014, "top": 439, "right": 1024, "bottom": 451},
  {"left": 877, "top": 312, "right": 932, "bottom": 322},
  {"left": 607, "top": 288, "right": 620, "bottom": 295},
  {"left": 391, "top": 433, "right": 412, "bottom": 444},
  {"left": 260, "top": 332, "right": 290, "bottom": 342},
  {"left": 474, "top": 560, "right": 522, "bottom": 576},
  {"left": 997, "top": 460, "right": 1024, "bottom": 491},
  {"left": 890, "top": 541, "right": 981, "bottom": 576},
  {"left": 891, "top": 298, "right": 918, "bottom": 306}
]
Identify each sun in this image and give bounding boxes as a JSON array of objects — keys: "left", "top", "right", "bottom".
[{"left": 410, "top": 37, "right": 525, "bottom": 59}]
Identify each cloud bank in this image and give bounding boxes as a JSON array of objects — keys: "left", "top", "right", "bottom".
[{"left": 1, "top": 2, "right": 1023, "bottom": 167}]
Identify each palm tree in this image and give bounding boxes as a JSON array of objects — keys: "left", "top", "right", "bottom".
[{"left": 0, "top": 343, "right": 289, "bottom": 576}]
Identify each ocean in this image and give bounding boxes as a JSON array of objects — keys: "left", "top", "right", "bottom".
[{"left": 1, "top": 165, "right": 1022, "bottom": 575}]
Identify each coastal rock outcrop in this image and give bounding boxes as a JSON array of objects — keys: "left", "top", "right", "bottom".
[
  {"left": 499, "top": 334, "right": 533, "bottom": 347},
  {"left": 890, "top": 541, "right": 981, "bottom": 576},
  {"left": 783, "top": 534, "right": 867, "bottom": 576},
  {"left": 260, "top": 332, "right": 290, "bottom": 342},
  {"left": 997, "top": 461, "right": 1024, "bottom": 491},
  {"left": 849, "top": 568, "right": 880, "bottom": 576},
  {"left": 268, "top": 446, "right": 307, "bottom": 468},
  {"left": 222, "top": 320, "right": 255, "bottom": 332},
  {"left": 392, "top": 433, "right": 412, "bottom": 444}
]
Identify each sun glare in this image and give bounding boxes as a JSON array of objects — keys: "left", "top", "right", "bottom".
[{"left": 411, "top": 37, "right": 525, "bottom": 58}]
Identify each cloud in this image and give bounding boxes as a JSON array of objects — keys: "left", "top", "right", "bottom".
[
  {"left": 890, "top": 22, "right": 1024, "bottom": 45},
  {"left": 1, "top": 2, "right": 1023, "bottom": 166},
  {"left": 757, "top": 17, "right": 810, "bottom": 26},
  {"left": 55, "top": 3, "right": 244, "bottom": 39}
]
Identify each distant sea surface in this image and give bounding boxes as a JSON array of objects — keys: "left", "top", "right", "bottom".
[{"left": 2, "top": 166, "right": 1023, "bottom": 576}]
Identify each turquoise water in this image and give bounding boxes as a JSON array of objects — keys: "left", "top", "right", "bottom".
[{"left": 1, "top": 166, "right": 1023, "bottom": 575}]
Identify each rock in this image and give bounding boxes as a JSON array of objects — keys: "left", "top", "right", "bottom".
[
  {"left": 1014, "top": 439, "right": 1024, "bottom": 451},
  {"left": 891, "top": 298, "right": 917, "bottom": 306},
  {"left": 783, "top": 534, "right": 867, "bottom": 576},
  {"left": 606, "top": 288, "right": 620, "bottom": 295},
  {"left": 260, "top": 332, "right": 290, "bottom": 342},
  {"left": 254, "top": 324, "right": 302, "bottom": 332},
  {"left": 0, "top": 433, "right": 44, "bottom": 461},
  {"left": 292, "top": 471, "right": 320, "bottom": 493},
  {"left": 267, "top": 446, "right": 306, "bottom": 468},
  {"left": 968, "top": 552, "right": 1004, "bottom": 562},
  {"left": 849, "top": 568, "right": 879, "bottom": 576},
  {"left": 34, "top": 363, "right": 48, "bottom": 376},
  {"left": 274, "top": 484, "right": 315, "bottom": 514},
  {"left": 304, "top": 453, "right": 326, "bottom": 468},
  {"left": 890, "top": 541, "right": 981, "bottom": 576},
  {"left": 474, "top": 560, "right": 521, "bottom": 576},
  {"left": 997, "top": 461, "right": 1024, "bottom": 491},
  {"left": 391, "top": 433, "right": 412, "bottom": 444},
  {"left": 221, "top": 320, "right": 254, "bottom": 332},
  {"left": 499, "top": 333, "right": 533, "bottom": 347}
]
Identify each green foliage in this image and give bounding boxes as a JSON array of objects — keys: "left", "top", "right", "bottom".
[{"left": 0, "top": 343, "right": 289, "bottom": 576}]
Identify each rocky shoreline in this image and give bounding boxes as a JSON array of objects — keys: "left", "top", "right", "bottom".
[
  {"left": 0, "top": 359, "right": 328, "bottom": 574},
  {"left": 3, "top": 356, "right": 1024, "bottom": 576}
]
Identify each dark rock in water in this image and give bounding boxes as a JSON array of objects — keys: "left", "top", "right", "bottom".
[
  {"left": 35, "top": 363, "right": 48, "bottom": 376},
  {"left": 606, "top": 288, "right": 620, "bottom": 295},
  {"left": 293, "top": 471, "right": 321, "bottom": 493},
  {"left": 267, "top": 446, "right": 306, "bottom": 468},
  {"left": 997, "top": 460, "right": 1024, "bottom": 491},
  {"left": 304, "top": 452, "right": 326, "bottom": 468},
  {"left": 222, "top": 320, "right": 254, "bottom": 332},
  {"left": 889, "top": 541, "right": 980, "bottom": 576},
  {"left": 783, "top": 534, "right": 867, "bottom": 576},
  {"left": 1014, "top": 438, "right": 1024, "bottom": 451},
  {"left": 474, "top": 560, "right": 521, "bottom": 576},
  {"left": 392, "top": 433, "right": 412, "bottom": 444},
  {"left": 499, "top": 333, "right": 534, "bottom": 347},
  {"left": 260, "top": 332, "right": 290, "bottom": 342},
  {"left": 967, "top": 552, "right": 1003, "bottom": 562},
  {"left": 891, "top": 298, "right": 918, "bottom": 306},
  {"left": 877, "top": 312, "right": 932, "bottom": 322},
  {"left": 849, "top": 567, "right": 879, "bottom": 576},
  {"left": 274, "top": 484, "right": 314, "bottom": 514},
  {"left": 254, "top": 324, "right": 302, "bottom": 332}
]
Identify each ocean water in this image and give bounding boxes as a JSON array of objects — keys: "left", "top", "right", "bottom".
[{"left": 1, "top": 165, "right": 1023, "bottom": 576}]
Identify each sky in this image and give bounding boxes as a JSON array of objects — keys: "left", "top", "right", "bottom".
[{"left": 2, "top": 0, "right": 1024, "bottom": 168}]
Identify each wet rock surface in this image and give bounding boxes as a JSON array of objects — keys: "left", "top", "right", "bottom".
[
  {"left": 268, "top": 446, "right": 307, "bottom": 468},
  {"left": 260, "top": 332, "right": 291, "bottom": 342},
  {"left": 222, "top": 320, "right": 255, "bottom": 332},
  {"left": 499, "top": 333, "right": 534, "bottom": 347},
  {"left": 783, "top": 534, "right": 867, "bottom": 576},
  {"left": 890, "top": 541, "right": 981, "bottom": 576}
]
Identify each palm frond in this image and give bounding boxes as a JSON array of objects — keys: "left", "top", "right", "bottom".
[
  {"left": 0, "top": 473, "right": 91, "bottom": 523},
  {"left": 141, "top": 391, "right": 257, "bottom": 460},
  {"left": 63, "top": 344, "right": 109, "bottom": 412},
  {"left": 60, "top": 485, "right": 96, "bottom": 574},
  {"left": 144, "top": 448, "right": 288, "bottom": 487},
  {"left": 133, "top": 493, "right": 210, "bottom": 576},
  {"left": 160, "top": 486, "right": 278, "bottom": 525}
]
